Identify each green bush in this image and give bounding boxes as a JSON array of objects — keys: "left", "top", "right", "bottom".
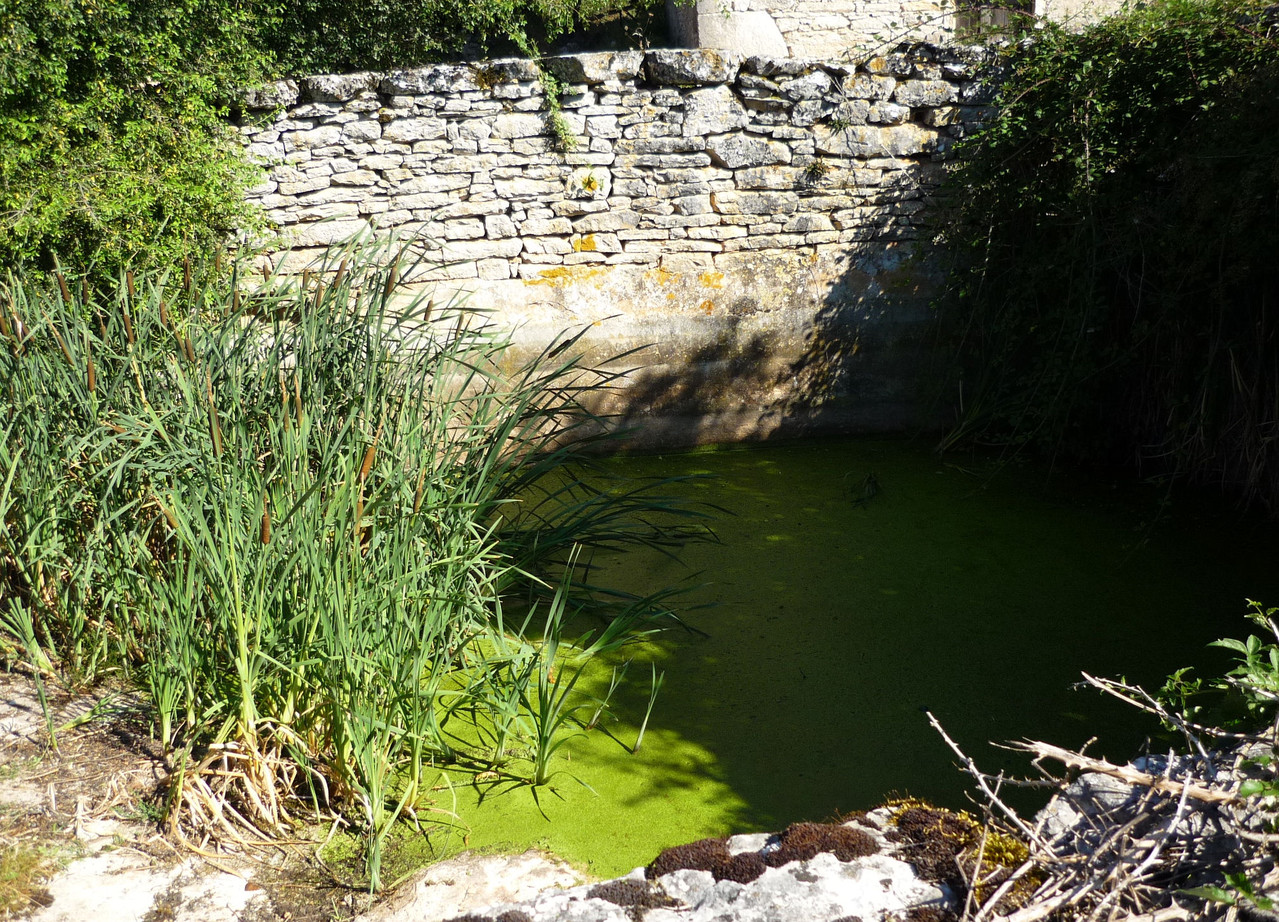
[
  {"left": 0, "top": 0, "right": 270, "bottom": 275},
  {"left": 940, "top": 0, "right": 1279, "bottom": 510},
  {"left": 262, "top": 0, "right": 667, "bottom": 73},
  {"left": 0, "top": 238, "right": 702, "bottom": 888}
]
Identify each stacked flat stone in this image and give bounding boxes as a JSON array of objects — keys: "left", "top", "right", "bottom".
[{"left": 236, "top": 46, "right": 994, "bottom": 283}]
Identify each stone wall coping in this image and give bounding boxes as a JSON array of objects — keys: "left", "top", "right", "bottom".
[{"left": 238, "top": 43, "right": 990, "bottom": 110}]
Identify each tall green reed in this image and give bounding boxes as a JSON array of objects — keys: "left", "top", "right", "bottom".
[{"left": 0, "top": 235, "right": 705, "bottom": 888}]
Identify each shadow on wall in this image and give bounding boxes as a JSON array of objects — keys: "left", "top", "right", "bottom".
[{"left": 601, "top": 193, "right": 948, "bottom": 450}]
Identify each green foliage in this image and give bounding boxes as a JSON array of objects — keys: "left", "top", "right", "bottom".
[
  {"left": 940, "top": 0, "right": 1279, "bottom": 510},
  {"left": 1160, "top": 600, "right": 1279, "bottom": 727},
  {"left": 0, "top": 0, "right": 270, "bottom": 275},
  {"left": 0, "top": 237, "right": 703, "bottom": 888},
  {"left": 263, "top": 0, "right": 668, "bottom": 73}
]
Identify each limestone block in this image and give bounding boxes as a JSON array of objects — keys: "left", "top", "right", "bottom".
[
  {"left": 645, "top": 50, "right": 742, "bottom": 86},
  {"left": 619, "top": 137, "right": 706, "bottom": 155},
  {"left": 868, "top": 102, "right": 910, "bottom": 125},
  {"left": 484, "top": 214, "right": 518, "bottom": 238},
  {"left": 397, "top": 174, "right": 469, "bottom": 195},
  {"left": 477, "top": 259, "right": 512, "bottom": 280},
  {"left": 585, "top": 115, "right": 621, "bottom": 139},
  {"left": 398, "top": 196, "right": 453, "bottom": 215},
  {"left": 573, "top": 210, "right": 639, "bottom": 233},
  {"left": 711, "top": 190, "right": 799, "bottom": 215},
  {"left": 341, "top": 120, "right": 382, "bottom": 142},
  {"left": 682, "top": 86, "right": 751, "bottom": 136},
  {"left": 779, "top": 71, "right": 834, "bottom": 101},
  {"left": 331, "top": 169, "right": 378, "bottom": 186},
  {"left": 894, "top": 80, "right": 958, "bottom": 107},
  {"left": 241, "top": 79, "right": 299, "bottom": 110},
  {"left": 432, "top": 155, "right": 500, "bottom": 174},
  {"left": 494, "top": 178, "right": 563, "bottom": 200},
  {"left": 476, "top": 57, "right": 542, "bottom": 83},
  {"left": 553, "top": 199, "right": 612, "bottom": 217},
  {"left": 284, "top": 125, "right": 343, "bottom": 150},
  {"left": 734, "top": 166, "right": 800, "bottom": 190},
  {"left": 492, "top": 113, "right": 547, "bottom": 140},
  {"left": 572, "top": 232, "right": 622, "bottom": 253},
  {"left": 381, "top": 65, "right": 479, "bottom": 95},
  {"left": 442, "top": 219, "right": 484, "bottom": 240},
  {"left": 846, "top": 74, "right": 897, "bottom": 100},
  {"left": 865, "top": 54, "right": 917, "bottom": 77},
  {"left": 288, "top": 219, "right": 370, "bottom": 248},
  {"left": 381, "top": 118, "right": 446, "bottom": 143},
  {"left": 278, "top": 175, "right": 330, "bottom": 196},
  {"left": 362, "top": 154, "right": 403, "bottom": 171},
  {"left": 706, "top": 134, "right": 791, "bottom": 169},
  {"left": 292, "top": 102, "right": 344, "bottom": 119},
  {"left": 521, "top": 217, "right": 573, "bottom": 236},
  {"left": 784, "top": 213, "right": 834, "bottom": 233},
  {"left": 522, "top": 237, "right": 574, "bottom": 256},
  {"left": 246, "top": 141, "right": 284, "bottom": 160},
  {"left": 440, "top": 238, "right": 524, "bottom": 261},
  {"left": 302, "top": 73, "right": 379, "bottom": 103},
  {"left": 816, "top": 124, "right": 932, "bottom": 158},
  {"left": 689, "top": 225, "right": 748, "bottom": 240},
  {"left": 792, "top": 99, "right": 838, "bottom": 127},
  {"left": 743, "top": 57, "right": 826, "bottom": 79},
  {"left": 672, "top": 195, "right": 713, "bottom": 216},
  {"left": 541, "top": 51, "right": 645, "bottom": 85}
]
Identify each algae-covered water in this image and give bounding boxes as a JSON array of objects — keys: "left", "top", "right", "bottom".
[{"left": 426, "top": 438, "right": 1279, "bottom": 879}]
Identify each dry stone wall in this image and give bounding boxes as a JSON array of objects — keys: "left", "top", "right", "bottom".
[{"left": 238, "top": 46, "right": 993, "bottom": 445}]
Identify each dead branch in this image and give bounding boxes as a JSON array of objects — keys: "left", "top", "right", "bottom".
[{"left": 1008, "top": 740, "right": 1239, "bottom": 805}]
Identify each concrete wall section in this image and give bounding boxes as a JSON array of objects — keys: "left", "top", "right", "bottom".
[{"left": 238, "top": 47, "right": 994, "bottom": 446}]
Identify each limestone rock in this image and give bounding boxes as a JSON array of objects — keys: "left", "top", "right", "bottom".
[
  {"left": 240, "top": 79, "right": 299, "bottom": 110},
  {"left": 542, "top": 52, "right": 645, "bottom": 85},
  {"left": 645, "top": 49, "right": 742, "bottom": 86},
  {"left": 302, "top": 72, "right": 380, "bottom": 103},
  {"left": 682, "top": 86, "right": 751, "bottom": 137},
  {"left": 706, "top": 134, "right": 792, "bottom": 169}
]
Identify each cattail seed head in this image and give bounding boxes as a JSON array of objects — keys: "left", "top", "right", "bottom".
[
  {"left": 359, "top": 421, "right": 383, "bottom": 483},
  {"left": 260, "top": 494, "right": 272, "bottom": 545}
]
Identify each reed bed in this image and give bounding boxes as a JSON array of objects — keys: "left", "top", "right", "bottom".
[{"left": 0, "top": 236, "right": 703, "bottom": 888}]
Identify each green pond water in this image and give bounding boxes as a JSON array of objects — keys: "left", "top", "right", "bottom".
[{"left": 425, "top": 437, "right": 1279, "bottom": 879}]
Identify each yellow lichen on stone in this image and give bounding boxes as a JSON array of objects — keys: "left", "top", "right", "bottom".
[
  {"left": 573, "top": 234, "right": 598, "bottom": 252},
  {"left": 525, "top": 266, "right": 607, "bottom": 287},
  {"left": 698, "top": 271, "right": 725, "bottom": 289}
]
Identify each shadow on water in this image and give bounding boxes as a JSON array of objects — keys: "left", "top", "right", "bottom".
[{"left": 581, "top": 439, "right": 1279, "bottom": 853}]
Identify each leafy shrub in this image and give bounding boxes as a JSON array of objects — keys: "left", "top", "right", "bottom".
[
  {"left": 263, "top": 0, "right": 669, "bottom": 73},
  {"left": 940, "top": 0, "right": 1279, "bottom": 511},
  {"left": 0, "top": 0, "right": 270, "bottom": 275}
]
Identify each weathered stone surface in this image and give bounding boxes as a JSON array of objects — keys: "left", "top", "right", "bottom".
[
  {"left": 894, "top": 79, "right": 959, "bottom": 107},
  {"left": 706, "top": 134, "right": 791, "bottom": 169},
  {"left": 645, "top": 49, "right": 742, "bottom": 86},
  {"left": 301, "top": 72, "right": 379, "bottom": 102},
  {"left": 381, "top": 117, "right": 446, "bottom": 143},
  {"left": 492, "top": 113, "right": 548, "bottom": 140},
  {"left": 240, "top": 79, "right": 299, "bottom": 110},
  {"left": 380, "top": 64, "right": 479, "bottom": 95},
  {"left": 815, "top": 123, "right": 932, "bottom": 157},
  {"left": 682, "top": 86, "right": 751, "bottom": 136},
  {"left": 542, "top": 51, "right": 645, "bottom": 85},
  {"left": 779, "top": 70, "right": 835, "bottom": 100}
]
